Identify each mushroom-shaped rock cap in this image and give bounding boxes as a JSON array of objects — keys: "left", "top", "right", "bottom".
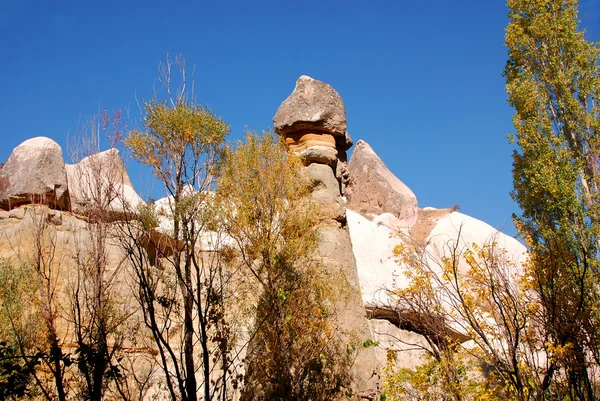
[{"left": 274, "top": 75, "right": 347, "bottom": 137}]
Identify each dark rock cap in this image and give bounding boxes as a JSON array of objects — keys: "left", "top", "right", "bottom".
[{"left": 274, "top": 75, "right": 347, "bottom": 137}]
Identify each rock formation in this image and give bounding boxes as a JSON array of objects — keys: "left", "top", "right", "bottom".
[
  {"left": 0, "top": 137, "right": 70, "bottom": 210},
  {"left": 0, "top": 137, "right": 144, "bottom": 216},
  {"left": 0, "top": 85, "right": 532, "bottom": 398},
  {"left": 345, "top": 139, "right": 528, "bottom": 370},
  {"left": 274, "top": 75, "right": 381, "bottom": 399},
  {"left": 66, "top": 148, "right": 144, "bottom": 215},
  {"left": 274, "top": 75, "right": 354, "bottom": 195},
  {"left": 347, "top": 140, "right": 418, "bottom": 229},
  {"left": 346, "top": 140, "right": 527, "bottom": 308}
]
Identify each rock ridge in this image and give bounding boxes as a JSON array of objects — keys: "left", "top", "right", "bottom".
[{"left": 347, "top": 139, "right": 418, "bottom": 229}]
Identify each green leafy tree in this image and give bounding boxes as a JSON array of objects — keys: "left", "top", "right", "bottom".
[{"left": 505, "top": 0, "right": 600, "bottom": 398}]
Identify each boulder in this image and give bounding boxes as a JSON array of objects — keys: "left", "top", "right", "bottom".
[
  {"left": 347, "top": 140, "right": 418, "bottom": 228},
  {"left": 274, "top": 75, "right": 347, "bottom": 137},
  {"left": 66, "top": 148, "right": 144, "bottom": 214},
  {"left": 0, "top": 137, "right": 70, "bottom": 210}
]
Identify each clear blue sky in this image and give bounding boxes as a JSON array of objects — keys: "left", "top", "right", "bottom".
[{"left": 2, "top": 0, "right": 599, "bottom": 237}]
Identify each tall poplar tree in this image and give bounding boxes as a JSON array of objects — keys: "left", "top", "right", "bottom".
[{"left": 505, "top": 0, "right": 600, "bottom": 398}]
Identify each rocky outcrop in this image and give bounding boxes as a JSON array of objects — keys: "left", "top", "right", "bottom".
[
  {"left": 274, "top": 76, "right": 381, "bottom": 399},
  {"left": 346, "top": 142, "right": 528, "bottom": 371},
  {"left": 347, "top": 140, "right": 418, "bottom": 229},
  {"left": 349, "top": 205, "right": 527, "bottom": 365},
  {"left": 0, "top": 137, "right": 70, "bottom": 210},
  {"left": 274, "top": 75, "right": 347, "bottom": 137},
  {"left": 66, "top": 148, "right": 144, "bottom": 215},
  {"left": 0, "top": 138, "right": 144, "bottom": 217},
  {"left": 274, "top": 76, "right": 354, "bottom": 196}
]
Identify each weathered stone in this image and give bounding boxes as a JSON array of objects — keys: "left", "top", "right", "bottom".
[
  {"left": 303, "top": 163, "right": 345, "bottom": 222},
  {"left": 274, "top": 76, "right": 381, "bottom": 399},
  {"left": 368, "top": 320, "right": 429, "bottom": 371},
  {"left": 47, "top": 210, "right": 63, "bottom": 226},
  {"left": 298, "top": 146, "right": 338, "bottom": 166},
  {"left": 0, "top": 137, "right": 70, "bottom": 210},
  {"left": 347, "top": 140, "right": 418, "bottom": 228},
  {"left": 317, "top": 223, "right": 381, "bottom": 398},
  {"left": 336, "top": 131, "right": 353, "bottom": 152},
  {"left": 66, "top": 149, "right": 144, "bottom": 214},
  {"left": 274, "top": 75, "right": 347, "bottom": 137},
  {"left": 304, "top": 163, "right": 340, "bottom": 198},
  {"left": 284, "top": 131, "right": 337, "bottom": 152},
  {"left": 336, "top": 161, "right": 350, "bottom": 195},
  {"left": 8, "top": 207, "right": 25, "bottom": 219},
  {"left": 0, "top": 211, "right": 8, "bottom": 220}
]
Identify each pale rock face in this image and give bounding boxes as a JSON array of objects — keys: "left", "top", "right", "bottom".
[
  {"left": 303, "top": 163, "right": 345, "bottom": 221},
  {"left": 422, "top": 212, "right": 527, "bottom": 339},
  {"left": 349, "top": 208, "right": 528, "bottom": 295},
  {"left": 274, "top": 75, "right": 347, "bottom": 137},
  {"left": 0, "top": 137, "right": 70, "bottom": 210},
  {"left": 153, "top": 190, "right": 231, "bottom": 251},
  {"left": 344, "top": 141, "right": 527, "bottom": 343},
  {"left": 424, "top": 211, "right": 528, "bottom": 277},
  {"left": 66, "top": 148, "right": 144, "bottom": 214},
  {"left": 347, "top": 140, "right": 418, "bottom": 229},
  {"left": 368, "top": 320, "right": 429, "bottom": 370},
  {"left": 348, "top": 207, "right": 528, "bottom": 339},
  {"left": 347, "top": 209, "right": 408, "bottom": 305}
]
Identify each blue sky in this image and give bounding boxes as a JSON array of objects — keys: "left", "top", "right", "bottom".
[{"left": 2, "top": 1, "right": 599, "bottom": 238}]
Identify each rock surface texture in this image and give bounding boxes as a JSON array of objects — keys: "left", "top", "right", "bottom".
[
  {"left": 66, "top": 148, "right": 144, "bottom": 214},
  {"left": 274, "top": 75, "right": 347, "bottom": 137},
  {"left": 274, "top": 76, "right": 381, "bottom": 399},
  {"left": 0, "top": 137, "right": 70, "bottom": 210},
  {"left": 347, "top": 140, "right": 418, "bottom": 229}
]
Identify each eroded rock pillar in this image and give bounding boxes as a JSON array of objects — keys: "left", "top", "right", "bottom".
[{"left": 274, "top": 75, "right": 380, "bottom": 399}]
